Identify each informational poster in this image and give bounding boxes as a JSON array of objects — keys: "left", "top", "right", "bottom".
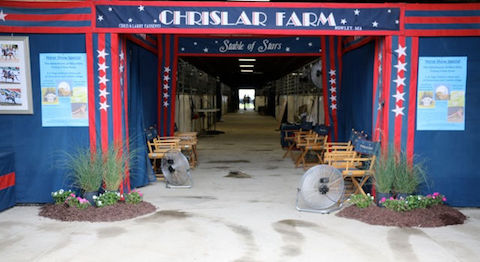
[
  {"left": 40, "top": 53, "right": 88, "bottom": 127},
  {"left": 417, "top": 56, "right": 467, "bottom": 131},
  {"left": 0, "top": 36, "right": 33, "bottom": 114}
]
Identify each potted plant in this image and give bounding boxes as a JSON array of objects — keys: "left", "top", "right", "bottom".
[
  {"left": 64, "top": 147, "right": 103, "bottom": 205},
  {"left": 392, "top": 152, "right": 427, "bottom": 199},
  {"left": 373, "top": 151, "right": 395, "bottom": 206}
]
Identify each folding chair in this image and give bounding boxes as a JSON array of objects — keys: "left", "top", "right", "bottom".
[
  {"left": 295, "top": 133, "right": 328, "bottom": 169},
  {"left": 147, "top": 137, "right": 181, "bottom": 177},
  {"left": 175, "top": 132, "right": 198, "bottom": 167},
  {"left": 326, "top": 138, "right": 379, "bottom": 197},
  {"left": 282, "top": 130, "right": 312, "bottom": 159}
]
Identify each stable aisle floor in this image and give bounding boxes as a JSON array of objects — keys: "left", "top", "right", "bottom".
[{"left": 1, "top": 111, "right": 480, "bottom": 261}]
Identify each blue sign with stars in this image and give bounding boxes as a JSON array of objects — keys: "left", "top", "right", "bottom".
[
  {"left": 178, "top": 37, "right": 321, "bottom": 55},
  {"left": 96, "top": 5, "right": 400, "bottom": 32}
]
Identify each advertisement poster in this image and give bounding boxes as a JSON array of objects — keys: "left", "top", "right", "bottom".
[
  {"left": 0, "top": 36, "right": 33, "bottom": 114},
  {"left": 40, "top": 53, "right": 88, "bottom": 127},
  {"left": 416, "top": 56, "right": 467, "bottom": 131}
]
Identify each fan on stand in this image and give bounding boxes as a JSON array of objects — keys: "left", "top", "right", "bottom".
[
  {"left": 310, "top": 61, "right": 322, "bottom": 90},
  {"left": 296, "top": 165, "right": 345, "bottom": 213},
  {"left": 161, "top": 150, "right": 193, "bottom": 188}
]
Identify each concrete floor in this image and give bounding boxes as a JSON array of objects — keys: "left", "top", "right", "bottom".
[{"left": 1, "top": 111, "right": 480, "bottom": 262}]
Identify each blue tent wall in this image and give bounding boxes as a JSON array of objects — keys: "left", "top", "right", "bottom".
[
  {"left": 126, "top": 39, "right": 158, "bottom": 188},
  {"left": 0, "top": 34, "right": 89, "bottom": 203},
  {"left": 415, "top": 37, "right": 480, "bottom": 207},
  {"left": 338, "top": 41, "right": 375, "bottom": 141}
]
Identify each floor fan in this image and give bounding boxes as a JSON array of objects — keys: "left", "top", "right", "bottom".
[
  {"left": 161, "top": 150, "right": 193, "bottom": 188},
  {"left": 296, "top": 165, "right": 345, "bottom": 213}
]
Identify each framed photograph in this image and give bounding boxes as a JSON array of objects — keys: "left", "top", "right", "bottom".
[{"left": 0, "top": 36, "right": 33, "bottom": 114}]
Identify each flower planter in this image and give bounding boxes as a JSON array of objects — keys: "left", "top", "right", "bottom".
[
  {"left": 395, "top": 193, "right": 409, "bottom": 200},
  {"left": 376, "top": 192, "right": 392, "bottom": 208},
  {"left": 82, "top": 191, "right": 98, "bottom": 206}
]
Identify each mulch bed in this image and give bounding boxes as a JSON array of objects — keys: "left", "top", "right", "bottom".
[
  {"left": 39, "top": 201, "right": 156, "bottom": 222},
  {"left": 336, "top": 204, "right": 467, "bottom": 227}
]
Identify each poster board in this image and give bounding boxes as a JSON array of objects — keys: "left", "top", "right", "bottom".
[
  {"left": 0, "top": 36, "right": 33, "bottom": 114},
  {"left": 416, "top": 56, "right": 467, "bottom": 131},
  {"left": 40, "top": 53, "right": 88, "bottom": 127}
]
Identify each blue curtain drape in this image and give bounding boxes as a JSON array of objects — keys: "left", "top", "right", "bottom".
[
  {"left": 126, "top": 40, "right": 158, "bottom": 188},
  {"left": 0, "top": 34, "right": 89, "bottom": 203},
  {"left": 338, "top": 41, "right": 375, "bottom": 141},
  {"left": 415, "top": 37, "right": 480, "bottom": 206}
]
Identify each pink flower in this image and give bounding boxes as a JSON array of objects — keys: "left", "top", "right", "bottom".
[
  {"left": 389, "top": 197, "right": 394, "bottom": 200},
  {"left": 427, "top": 194, "right": 432, "bottom": 198},
  {"left": 70, "top": 193, "right": 75, "bottom": 197},
  {"left": 433, "top": 192, "right": 440, "bottom": 196},
  {"left": 442, "top": 197, "right": 447, "bottom": 202},
  {"left": 380, "top": 197, "right": 386, "bottom": 203}
]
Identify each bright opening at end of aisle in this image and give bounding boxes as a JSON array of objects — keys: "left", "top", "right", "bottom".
[{"left": 239, "top": 89, "right": 255, "bottom": 110}]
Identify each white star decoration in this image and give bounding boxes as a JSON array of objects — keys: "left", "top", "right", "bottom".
[
  {"left": 98, "top": 75, "right": 109, "bottom": 85},
  {"left": 393, "top": 75, "right": 406, "bottom": 87},
  {"left": 329, "top": 78, "right": 336, "bottom": 85},
  {"left": 99, "top": 101, "right": 110, "bottom": 111},
  {"left": 378, "top": 64, "right": 382, "bottom": 73},
  {"left": 392, "top": 90, "right": 405, "bottom": 102},
  {"left": 164, "top": 67, "right": 171, "bottom": 73},
  {"left": 395, "top": 20, "right": 399, "bottom": 24},
  {"left": 163, "top": 101, "right": 169, "bottom": 107},
  {"left": 97, "top": 15, "right": 103, "bottom": 22},
  {"left": 330, "top": 104, "right": 337, "bottom": 110},
  {"left": 119, "top": 64, "right": 124, "bottom": 73},
  {"left": 193, "top": 42, "right": 197, "bottom": 46},
  {"left": 394, "top": 61, "right": 407, "bottom": 73},
  {"left": 354, "top": 9, "right": 360, "bottom": 16},
  {"left": 181, "top": 47, "right": 185, "bottom": 51},
  {"left": 108, "top": 7, "right": 113, "bottom": 12},
  {"left": 128, "top": 18, "right": 133, "bottom": 23},
  {"left": 285, "top": 47, "right": 290, "bottom": 52},
  {"left": 163, "top": 92, "right": 170, "bottom": 98},
  {"left": 119, "top": 51, "right": 124, "bottom": 61},
  {"left": 97, "top": 63, "right": 109, "bottom": 71},
  {"left": 138, "top": 5, "right": 145, "bottom": 11},
  {"left": 341, "top": 19, "right": 347, "bottom": 25},
  {"left": 97, "top": 49, "right": 108, "bottom": 59},
  {"left": 394, "top": 44, "right": 407, "bottom": 58},
  {"left": 330, "top": 95, "right": 337, "bottom": 101},
  {"left": 163, "top": 84, "right": 170, "bottom": 90},
  {"left": 378, "top": 53, "right": 382, "bottom": 61},
  {"left": 372, "top": 21, "right": 379, "bottom": 27},
  {"left": 329, "top": 69, "right": 336, "bottom": 76},
  {"left": 99, "top": 89, "right": 109, "bottom": 98},
  {"left": 163, "top": 75, "right": 170, "bottom": 81},
  {"left": 154, "top": 19, "right": 157, "bottom": 23},
  {"left": 388, "top": 9, "right": 392, "bottom": 13},
  {"left": 0, "top": 10, "right": 7, "bottom": 21},
  {"left": 203, "top": 48, "right": 209, "bottom": 53},
  {"left": 392, "top": 105, "right": 404, "bottom": 117},
  {"left": 308, "top": 42, "right": 312, "bottom": 46},
  {"left": 296, "top": 37, "right": 300, "bottom": 40},
  {"left": 329, "top": 86, "right": 336, "bottom": 93}
]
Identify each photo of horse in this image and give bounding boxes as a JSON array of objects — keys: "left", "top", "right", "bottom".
[{"left": 0, "top": 66, "right": 21, "bottom": 84}]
